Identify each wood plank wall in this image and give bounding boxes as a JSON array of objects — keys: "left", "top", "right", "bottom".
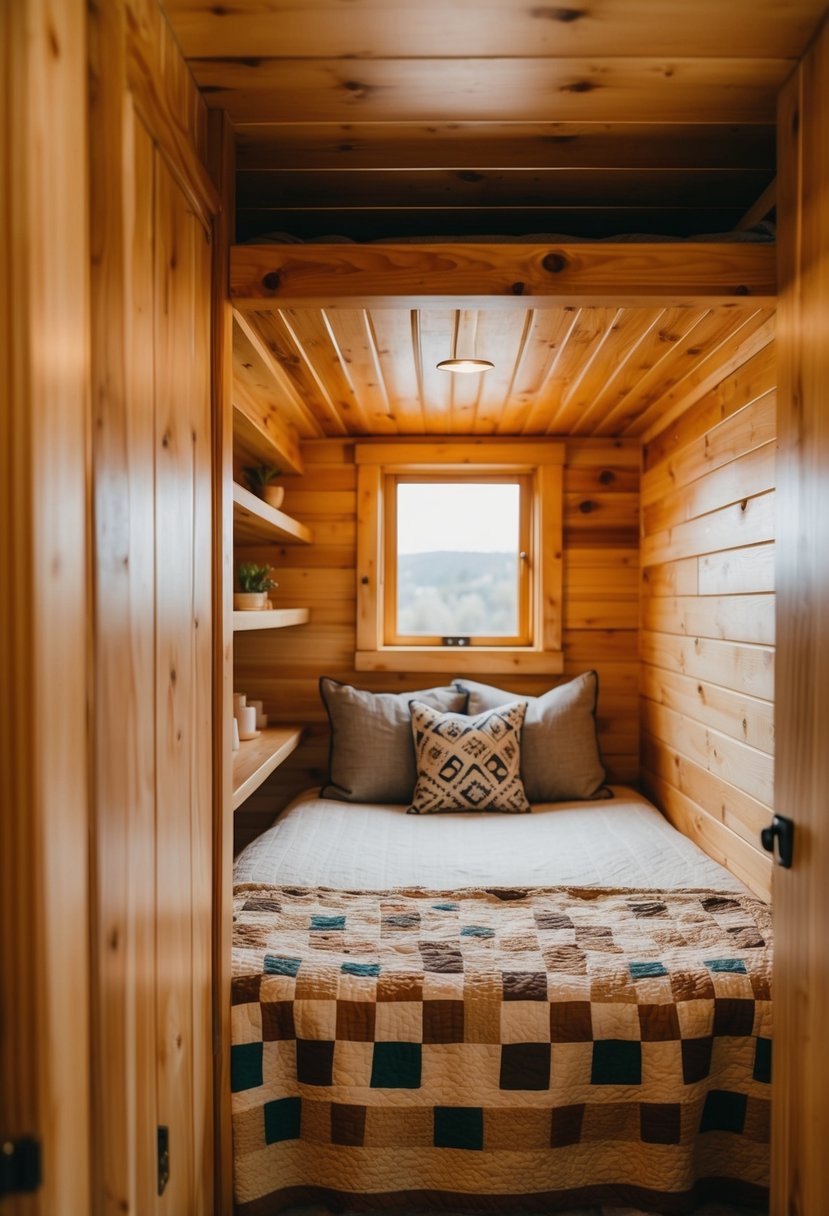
[
  {"left": 773, "top": 24, "right": 829, "bottom": 1210},
  {"left": 0, "top": 1, "right": 92, "bottom": 1212},
  {"left": 88, "top": 2, "right": 216, "bottom": 1212},
  {"left": 639, "top": 339, "right": 776, "bottom": 901},
  {"left": 234, "top": 437, "right": 640, "bottom": 850}
]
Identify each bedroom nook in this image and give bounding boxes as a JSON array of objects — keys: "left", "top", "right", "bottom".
[{"left": 2, "top": 3, "right": 828, "bottom": 1216}]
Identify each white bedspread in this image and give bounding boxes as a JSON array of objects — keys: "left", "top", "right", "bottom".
[{"left": 234, "top": 786, "right": 745, "bottom": 893}]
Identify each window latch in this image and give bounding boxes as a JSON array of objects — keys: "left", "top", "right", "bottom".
[
  {"left": 441, "top": 636, "right": 470, "bottom": 647},
  {"left": 0, "top": 1137, "right": 42, "bottom": 1197},
  {"left": 760, "top": 814, "right": 795, "bottom": 868}
]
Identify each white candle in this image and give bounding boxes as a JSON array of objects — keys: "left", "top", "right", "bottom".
[
  {"left": 249, "top": 699, "right": 267, "bottom": 729},
  {"left": 231, "top": 716, "right": 240, "bottom": 752},
  {"left": 237, "top": 705, "right": 258, "bottom": 741},
  {"left": 233, "top": 692, "right": 247, "bottom": 716}
]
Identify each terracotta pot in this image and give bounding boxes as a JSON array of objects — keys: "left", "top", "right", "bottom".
[
  {"left": 234, "top": 591, "right": 269, "bottom": 611},
  {"left": 263, "top": 484, "right": 285, "bottom": 510}
]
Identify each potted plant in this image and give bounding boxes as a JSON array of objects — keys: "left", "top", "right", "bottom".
[
  {"left": 244, "top": 464, "right": 284, "bottom": 510},
  {"left": 234, "top": 562, "right": 278, "bottom": 611}
]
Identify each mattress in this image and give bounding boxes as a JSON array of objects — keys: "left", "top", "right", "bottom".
[{"left": 233, "top": 786, "right": 747, "bottom": 894}]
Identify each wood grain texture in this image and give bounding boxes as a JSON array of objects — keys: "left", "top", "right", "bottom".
[
  {"left": 88, "top": 2, "right": 216, "bottom": 1212},
  {"left": 208, "top": 106, "right": 236, "bottom": 1216},
  {"left": 772, "top": 28, "right": 829, "bottom": 1212},
  {"left": 0, "top": 1, "right": 91, "bottom": 1212},
  {"left": 640, "top": 356, "right": 776, "bottom": 899},
  {"left": 165, "top": 0, "right": 825, "bottom": 59},
  {"left": 231, "top": 243, "right": 777, "bottom": 309},
  {"left": 233, "top": 437, "right": 641, "bottom": 850}
]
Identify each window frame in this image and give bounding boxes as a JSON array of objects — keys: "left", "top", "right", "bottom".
[
  {"left": 383, "top": 472, "right": 534, "bottom": 647},
  {"left": 355, "top": 441, "right": 565, "bottom": 674}
]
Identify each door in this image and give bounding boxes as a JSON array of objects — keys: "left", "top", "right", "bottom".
[{"left": 773, "top": 16, "right": 829, "bottom": 1213}]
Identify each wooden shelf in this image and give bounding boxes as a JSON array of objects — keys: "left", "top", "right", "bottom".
[
  {"left": 233, "top": 607, "right": 310, "bottom": 632},
  {"left": 232, "top": 726, "right": 303, "bottom": 811},
  {"left": 233, "top": 481, "right": 312, "bottom": 545}
]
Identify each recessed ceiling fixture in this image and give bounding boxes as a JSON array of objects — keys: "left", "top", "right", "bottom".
[{"left": 436, "top": 310, "right": 494, "bottom": 373}]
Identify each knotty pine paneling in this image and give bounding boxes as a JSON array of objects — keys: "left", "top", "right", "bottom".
[
  {"left": 640, "top": 341, "right": 776, "bottom": 900},
  {"left": 89, "top": 1, "right": 216, "bottom": 1211},
  {"left": 233, "top": 438, "right": 641, "bottom": 850},
  {"left": 0, "top": 1, "right": 91, "bottom": 1211}
]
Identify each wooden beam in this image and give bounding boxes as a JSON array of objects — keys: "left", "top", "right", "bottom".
[
  {"left": 231, "top": 242, "right": 777, "bottom": 309},
  {"left": 233, "top": 121, "right": 777, "bottom": 174},
  {"left": 191, "top": 56, "right": 786, "bottom": 125},
  {"left": 736, "top": 176, "right": 777, "bottom": 230},
  {"left": 165, "top": 0, "right": 825, "bottom": 60}
]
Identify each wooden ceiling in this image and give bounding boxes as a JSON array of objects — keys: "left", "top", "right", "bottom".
[
  {"left": 232, "top": 299, "right": 775, "bottom": 442},
  {"left": 163, "top": 0, "right": 826, "bottom": 241}
]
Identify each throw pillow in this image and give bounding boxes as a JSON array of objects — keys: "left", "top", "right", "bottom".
[
  {"left": 407, "top": 699, "right": 530, "bottom": 814},
  {"left": 452, "top": 671, "right": 609, "bottom": 802},
  {"left": 319, "top": 678, "right": 468, "bottom": 803}
]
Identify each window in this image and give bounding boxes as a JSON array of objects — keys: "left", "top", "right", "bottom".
[{"left": 355, "top": 442, "right": 564, "bottom": 674}]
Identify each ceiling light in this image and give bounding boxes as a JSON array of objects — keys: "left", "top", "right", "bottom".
[{"left": 436, "top": 357, "right": 495, "bottom": 374}]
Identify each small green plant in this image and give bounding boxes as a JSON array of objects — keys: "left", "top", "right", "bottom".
[
  {"left": 237, "top": 562, "right": 278, "bottom": 594},
  {"left": 244, "top": 464, "right": 282, "bottom": 492}
]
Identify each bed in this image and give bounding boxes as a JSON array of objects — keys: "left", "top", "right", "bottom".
[{"left": 231, "top": 787, "right": 771, "bottom": 1215}]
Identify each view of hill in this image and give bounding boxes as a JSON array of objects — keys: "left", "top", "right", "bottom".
[{"left": 397, "top": 550, "right": 518, "bottom": 636}]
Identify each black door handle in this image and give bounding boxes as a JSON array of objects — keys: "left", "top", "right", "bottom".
[{"left": 760, "top": 814, "right": 795, "bottom": 868}]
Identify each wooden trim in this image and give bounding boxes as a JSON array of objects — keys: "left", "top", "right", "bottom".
[
  {"left": 233, "top": 397, "right": 304, "bottom": 479},
  {"left": 124, "top": 0, "right": 220, "bottom": 229},
  {"left": 355, "top": 440, "right": 566, "bottom": 467},
  {"left": 233, "top": 482, "right": 313, "bottom": 545},
  {"left": 356, "top": 463, "right": 382, "bottom": 653},
  {"left": 355, "top": 648, "right": 566, "bottom": 675},
  {"left": 231, "top": 243, "right": 777, "bottom": 309},
  {"left": 208, "top": 106, "right": 235, "bottom": 1216},
  {"left": 232, "top": 726, "right": 304, "bottom": 810}
]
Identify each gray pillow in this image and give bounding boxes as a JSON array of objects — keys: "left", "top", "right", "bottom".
[
  {"left": 452, "top": 671, "right": 610, "bottom": 803},
  {"left": 319, "top": 678, "right": 468, "bottom": 803}
]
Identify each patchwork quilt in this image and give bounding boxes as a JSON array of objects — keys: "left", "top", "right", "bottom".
[{"left": 231, "top": 885, "right": 772, "bottom": 1215}]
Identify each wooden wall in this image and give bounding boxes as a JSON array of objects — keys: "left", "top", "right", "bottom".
[
  {"left": 234, "top": 437, "right": 640, "bottom": 849},
  {"left": 0, "top": 1, "right": 92, "bottom": 1212},
  {"left": 639, "top": 339, "right": 776, "bottom": 901},
  {"left": 773, "top": 22, "right": 829, "bottom": 1210},
  {"left": 88, "top": 1, "right": 217, "bottom": 1212}
]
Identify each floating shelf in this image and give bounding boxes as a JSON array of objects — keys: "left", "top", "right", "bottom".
[
  {"left": 232, "top": 726, "right": 303, "bottom": 811},
  {"left": 233, "top": 482, "right": 312, "bottom": 545},
  {"left": 233, "top": 607, "right": 310, "bottom": 632}
]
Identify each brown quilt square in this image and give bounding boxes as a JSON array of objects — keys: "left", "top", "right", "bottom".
[
  {"left": 420, "top": 943, "right": 463, "bottom": 974},
  {"left": 500, "top": 1042, "right": 551, "bottom": 1090},
  {"left": 423, "top": 999, "right": 464, "bottom": 1043},
  {"left": 670, "top": 970, "right": 715, "bottom": 1002},
  {"left": 363, "top": 1105, "right": 432, "bottom": 1149},
  {"left": 232, "top": 975, "right": 261, "bottom": 1006},
  {"left": 727, "top": 924, "right": 766, "bottom": 949},
  {"left": 300, "top": 1098, "right": 330, "bottom": 1144},
  {"left": 681, "top": 1036, "right": 713, "bottom": 1083},
  {"left": 487, "top": 1107, "right": 551, "bottom": 1150},
  {"left": 713, "top": 997, "right": 756, "bottom": 1037},
  {"left": 640, "top": 1101, "right": 681, "bottom": 1144},
  {"left": 638, "top": 1003, "right": 680, "bottom": 1041},
  {"left": 535, "top": 910, "right": 574, "bottom": 930},
  {"left": 582, "top": 1102, "right": 640, "bottom": 1142},
  {"left": 550, "top": 1000, "right": 593, "bottom": 1042},
  {"left": 376, "top": 973, "right": 423, "bottom": 1003},
  {"left": 750, "top": 970, "right": 771, "bottom": 1000},
  {"left": 575, "top": 926, "right": 620, "bottom": 953},
  {"left": 261, "top": 1000, "right": 296, "bottom": 1041},
  {"left": 543, "top": 944, "right": 588, "bottom": 974},
  {"left": 331, "top": 1102, "right": 367, "bottom": 1146},
  {"left": 502, "top": 971, "right": 548, "bottom": 1000},
  {"left": 296, "top": 1038, "right": 335, "bottom": 1086},
  {"left": 336, "top": 1000, "right": 376, "bottom": 1042},
  {"left": 550, "top": 1103, "right": 584, "bottom": 1148}
]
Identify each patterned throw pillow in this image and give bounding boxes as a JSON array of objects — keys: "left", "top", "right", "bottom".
[{"left": 407, "top": 699, "right": 530, "bottom": 814}]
